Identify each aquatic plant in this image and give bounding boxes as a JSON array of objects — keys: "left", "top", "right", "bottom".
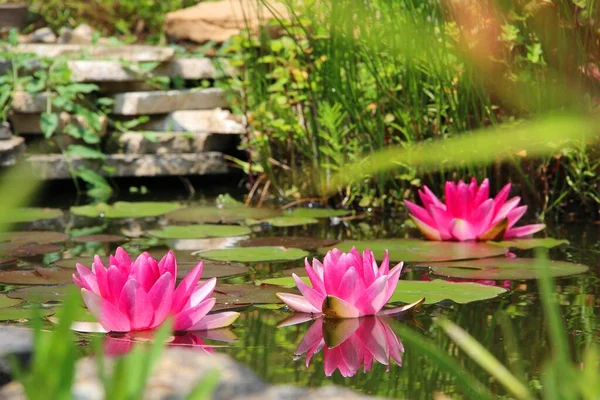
[
  {"left": 73, "top": 247, "right": 239, "bottom": 332},
  {"left": 290, "top": 316, "right": 403, "bottom": 377},
  {"left": 405, "top": 178, "right": 546, "bottom": 241},
  {"left": 276, "top": 248, "right": 423, "bottom": 318}
]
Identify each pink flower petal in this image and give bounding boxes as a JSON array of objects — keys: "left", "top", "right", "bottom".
[
  {"left": 492, "top": 196, "right": 521, "bottom": 225},
  {"left": 293, "top": 274, "right": 326, "bottom": 311},
  {"left": 410, "top": 215, "right": 442, "bottom": 240},
  {"left": 296, "top": 318, "right": 324, "bottom": 355},
  {"left": 428, "top": 206, "right": 453, "bottom": 240},
  {"left": 469, "top": 198, "right": 494, "bottom": 237},
  {"left": 473, "top": 178, "right": 490, "bottom": 207},
  {"left": 506, "top": 205, "right": 527, "bottom": 229},
  {"left": 106, "top": 265, "right": 127, "bottom": 303},
  {"left": 117, "top": 279, "right": 154, "bottom": 330},
  {"left": 420, "top": 185, "right": 445, "bottom": 210},
  {"left": 493, "top": 183, "right": 512, "bottom": 213},
  {"left": 92, "top": 257, "right": 111, "bottom": 299},
  {"left": 334, "top": 267, "right": 361, "bottom": 304},
  {"left": 504, "top": 224, "right": 546, "bottom": 238},
  {"left": 75, "top": 264, "right": 100, "bottom": 295},
  {"left": 173, "top": 297, "right": 216, "bottom": 331},
  {"left": 357, "top": 275, "right": 388, "bottom": 315},
  {"left": 158, "top": 251, "right": 177, "bottom": 279},
  {"left": 187, "top": 311, "right": 240, "bottom": 331},
  {"left": 186, "top": 278, "right": 216, "bottom": 308},
  {"left": 147, "top": 272, "right": 175, "bottom": 329},
  {"left": 405, "top": 200, "right": 436, "bottom": 228},
  {"left": 305, "top": 258, "right": 325, "bottom": 294},
  {"left": 171, "top": 262, "right": 204, "bottom": 314},
  {"left": 449, "top": 218, "right": 478, "bottom": 241},
  {"left": 81, "top": 288, "right": 131, "bottom": 332},
  {"left": 276, "top": 292, "right": 321, "bottom": 314},
  {"left": 383, "top": 262, "right": 403, "bottom": 302}
]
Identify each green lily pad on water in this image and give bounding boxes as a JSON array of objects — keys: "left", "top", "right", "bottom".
[
  {"left": 178, "top": 261, "right": 248, "bottom": 279},
  {"left": 287, "top": 208, "right": 350, "bottom": 219},
  {"left": 489, "top": 238, "right": 569, "bottom": 249},
  {"left": 239, "top": 236, "right": 339, "bottom": 250},
  {"left": 259, "top": 276, "right": 506, "bottom": 304},
  {"left": 0, "top": 294, "right": 22, "bottom": 308},
  {"left": 0, "top": 208, "right": 63, "bottom": 223},
  {"left": 0, "top": 267, "right": 74, "bottom": 285},
  {"left": 167, "top": 206, "right": 281, "bottom": 224},
  {"left": 318, "top": 239, "right": 508, "bottom": 263},
  {"left": 0, "top": 231, "right": 68, "bottom": 257},
  {"left": 71, "top": 202, "right": 185, "bottom": 219},
  {"left": 72, "top": 234, "right": 125, "bottom": 243},
  {"left": 148, "top": 224, "right": 252, "bottom": 239},
  {"left": 8, "top": 284, "right": 74, "bottom": 303},
  {"left": 0, "top": 307, "right": 54, "bottom": 321},
  {"left": 247, "top": 216, "right": 319, "bottom": 227},
  {"left": 428, "top": 257, "right": 589, "bottom": 280},
  {"left": 195, "top": 246, "right": 308, "bottom": 263}
]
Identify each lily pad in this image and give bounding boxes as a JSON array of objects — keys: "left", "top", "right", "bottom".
[
  {"left": 248, "top": 216, "right": 319, "bottom": 227},
  {"left": 0, "top": 307, "right": 54, "bottom": 321},
  {"left": 239, "top": 236, "right": 339, "bottom": 250},
  {"left": 0, "top": 208, "right": 63, "bottom": 223},
  {"left": 72, "top": 234, "right": 125, "bottom": 243},
  {"left": 70, "top": 202, "right": 185, "bottom": 219},
  {"left": 0, "top": 267, "right": 74, "bottom": 285},
  {"left": 8, "top": 285, "right": 74, "bottom": 302},
  {"left": 167, "top": 206, "right": 280, "bottom": 224},
  {"left": 1, "top": 231, "right": 69, "bottom": 245},
  {"left": 261, "top": 276, "right": 507, "bottom": 304},
  {"left": 178, "top": 261, "right": 248, "bottom": 279},
  {"left": 194, "top": 246, "right": 308, "bottom": 263},
  {"left": 428, "top": 257, "right": 589, "bottom": 280},
  {"left": 0, "top": 294, "right": 22, "bottom": 308},
  {"left": 288, "top": 208, "right": 350, "bottom": 218},
  {"left": 319, "top": 239, "right": 508, "bottom": 262},
  {"left": 148, "top": 224, "right": 251, "bottom": 239},
  {"left": 489, "top": 238, "right": 569, "bottom": 249}
]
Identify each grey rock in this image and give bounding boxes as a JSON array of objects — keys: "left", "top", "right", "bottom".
[
  {"left": 57, "top": 24, "right": 111, "bottom": 45},
  {"left": 9, "top": 112, "right": 107, "bottom": 136},
  {"left": 11, "top": 92, "right": 51, "bottom": 114},
  {"left": 67, "top": 58, "right": 229, "bottom": 82},
  {"left": 0, "top": 136, "right": 25, "bottom": 166},
  {"left": 138, "top": 110, "right": 244, "bottom": 133},
  {"left": 29, "top": 28, "right": 57, "bottom": 44},
  {"left": 1, "top": 349, "right": 378, "bottom": 399},
  {"left": 14, "top": 44, "right": 175, "bottom": 62},
  {"left": 111, "top": 89, "right": 228, "bottom": 115},
  {"left": 27, "top": 152, "right": 230, "bottom": 179},
  {"left": 0, "top": 327, "right": 33, "bottom": 386},
  {"left": 0, "top": 122, "right": 12, "bottom": 139},
  {"left": 106, "top": 131, "right": 238, "bottom": 154}
]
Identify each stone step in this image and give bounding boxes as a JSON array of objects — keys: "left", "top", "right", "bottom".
[
  {"left": 27, "top": 152, "right": 229, "bottom": 179},
  {"left": 13, "top": 44, "right": 176, "bottom": 62},
  {"left": 105, "top": 131, "right": 239, "bottom": 154},
  {"left": 112, "top": 89, "right": 228, "bottom": 115},
  {"left": 0, "top": 137, "right": 25, "bottom": 167},
  {"left": 9, "top": 112, "right": 108, "bottom": 136},
  {"left": 137, "top": 109, "right": 244, "bottom": 133},
  {"left": 68, "top": 58, "right": 230, "bottom": 82}
]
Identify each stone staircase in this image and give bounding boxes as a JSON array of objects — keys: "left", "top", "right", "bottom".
[{"left": 1, "top": 44, "right": 245, "bottom": 179}]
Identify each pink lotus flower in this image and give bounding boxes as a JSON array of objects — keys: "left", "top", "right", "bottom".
[
  {"left": 405, "top": 178, "right": 545, "bottom": 241},
  {"left": 276, "top": 248, "right": 423, "bottom": 318},
  {"left": 290, "top": 316, "right": 403, "bottom": 377},
  {"left": 73, "top": 247, "right": 239, "bottom": 332}
]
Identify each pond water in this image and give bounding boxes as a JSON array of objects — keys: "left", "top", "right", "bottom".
[{"left": 0, "top": 189, "right": 598, "bottom": 399}]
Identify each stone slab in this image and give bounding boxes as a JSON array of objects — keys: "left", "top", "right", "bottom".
[
  {"left": 106, "top": 131, "right": 239, "bottom": 154},
  {"left": 27, "top": 152, "right": 229, "bottom": 179},
  {"left": 1, "top": 349, "right": 379, "bottom": 400},
  {"left": 137, "top": 110, "right": 245, "bottom": 133},
  {"left": 9, "top": 113, "right": 107, "bottom": 136},
  {"left": 0, "top": 123, "right": 12, "bottom": 140},
  {"left": 68, "top": 58, "right": 230, "bottom": 82},
  {"left": 112, "top": 89, "right": 228, "bottom": 115},
  {"left": 14, "top": 44, "right": 176, "bottom": 62},
  {"left": 0, "top": 136, "right": 25, "bottom": 166},
  {"left": 11, "top": 92, "right": 51, "bottom": 113}
]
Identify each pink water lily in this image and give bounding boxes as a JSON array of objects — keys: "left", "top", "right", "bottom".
[
  {"left": 292, "top": 316, "right": 403, "bottom": 377},
  {"left": 73, "top": 247, "right": 239, "bottom": 333},
  {"left": 276, "top": 248, "right": 423, "bottom": 318},
  {"left": 405, "top": 178, "right": 545, "bottom": 241}
]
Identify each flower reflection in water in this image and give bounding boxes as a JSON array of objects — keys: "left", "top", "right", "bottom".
[
  {"left": 103, "top": 328, "right": 238, "bottom": 356},
  {"left": 281, "top": 315, "right": 403, "bottom": 377}
]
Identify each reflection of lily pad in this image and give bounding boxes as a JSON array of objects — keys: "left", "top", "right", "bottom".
[
  {"left": 71, "top": 202, "right": 184, "bottom": 219},
  {"left": 8, "top": 285, "right": 73, "bottom": 302},
  {"left": 148, "top": 224, "right": 251, "bottom": 239},
  {"left": 288, "top": 208, "right": 350, "bottom": 218},
  {"left": 428, "top": 258, "right": 589, "bottom": 280},
  {"left": 195, "top": 246, "right": 308, "bottom": 262},
  {"left": 0, "top": 208, "right": 63, "bottom": 223},
  {"left": 0, "top": 307, "right": 54, "bottom": 321},
  {"left": 0, "top": 267, "right": 74, "bottom": 285},
  {"left": 72, "top": 234, "right": 125, "bottom": 243},
  {"left": 319, "top": 239, "right": 507, "bottom": 262},
  {"left": 248, "top": 216, "right": 318, "bottom": 227},
  {"left": 239, "top": 236, "right": 339, "bottom": 250},
  {"left": 489, "top": 238, "right": 569, "bottom": 249},
  {"left": 167, "top": 206, "right": 280, "bottom": 224},
  {"left": 261, "top": 276, "right": 506, "bottom": 304}
]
